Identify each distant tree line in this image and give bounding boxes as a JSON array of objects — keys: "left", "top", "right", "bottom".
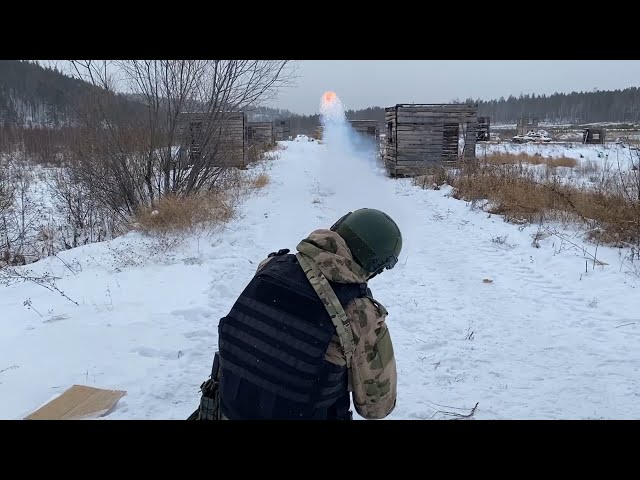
[
  {"left": 464, "top": 88, "right": 640, "bottom": 124},
  {"left": 277, "top": 89, "right": 640, "bottom": 133},
  {"left": 3, "top": 60, "right": 640, "bottom": 132}
]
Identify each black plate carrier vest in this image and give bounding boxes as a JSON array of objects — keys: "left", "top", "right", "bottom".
[{"left": 217, "top": 250, "right": 368, "bottom": 419}]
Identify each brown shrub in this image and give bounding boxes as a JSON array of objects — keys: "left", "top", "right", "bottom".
[
  {"left": 450, "top": 160, "right": 640, "bottom": 245},
  {"left": 133, "top": 193, "right": 234, "bottom": 235},
  {"left": 411, "top": 165, "right": 454, "bottom": 189},
  {"left": 253, "top": 173, "right": 270, "bottom": 189}
]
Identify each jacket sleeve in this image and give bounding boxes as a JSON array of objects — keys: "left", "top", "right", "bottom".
[{"left": 345, "top": 295, "right": 397, "bottom": 419}]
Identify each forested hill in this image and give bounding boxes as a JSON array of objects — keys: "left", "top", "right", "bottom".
[{"left": 0, "top": 60, "right": 98, "bottom": 127}]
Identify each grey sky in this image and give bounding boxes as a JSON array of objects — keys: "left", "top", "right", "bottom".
[{"left": 268, "top": 60, "right": 640, "bottom": 115}]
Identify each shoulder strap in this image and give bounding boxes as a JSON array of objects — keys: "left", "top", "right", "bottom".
[
  {"left": 295, "top": 252, "right": 355, "bottom": 368},
  {"left": 364, "top": 287, "right": 388, "bottom": 317}
]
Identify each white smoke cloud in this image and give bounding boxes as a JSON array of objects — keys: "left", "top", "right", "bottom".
[{"left": 316, "top": 92, "right": 411, "bottom": 246}]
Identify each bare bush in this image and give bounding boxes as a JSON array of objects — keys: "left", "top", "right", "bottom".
[
  {"left": 611, "top": 148, "right": 640, "bottom": 249},
  {"left": 0, "top": 156, "right": 14, "bottom": 213},
  {"left": 65, "top": 60, "right": 297, "bottom": 221},
  {"left": 0, "top": 264, "right": 79, "bottom": 305},
  {"left": 45, "top": 165, "right": 125, "bottom": 249},
  {"left": 0, "top": 154, "right": 48, "bottom": 266},
  {"left": 576, "top": 159, "right": 600, "bottom": 176}
]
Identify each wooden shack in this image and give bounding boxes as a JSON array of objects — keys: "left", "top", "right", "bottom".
[
  {"left": 349, "top": 120, "right": 379, "bottom": 140},
  {"left": 246, "top": 121, "right": 274, "bottom": 148},
  {"left": 273, "top": 118, "right": 291, "bottom": 141},
  {"left": 178, "top": 111, "right": 246, "bottom": 168},
  {"left": 383, "top": 103, "right": 478, "bottom": 176},
  {"left": 476, "top": 116, "right": 490, "bottom": 142},
  {"left": 583, "top": 127, "right": 605, "bottom": 144},
  {"left": 516, "top": 117, "right": 539, "bottom": 136}
]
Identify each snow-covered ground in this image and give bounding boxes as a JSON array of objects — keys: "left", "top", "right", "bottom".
[
  {"left": 2, "top": 130, "right": 640, "bottom": 420},
  {"left": 478, "top": 141, "right": 631, "bottom": 165}
]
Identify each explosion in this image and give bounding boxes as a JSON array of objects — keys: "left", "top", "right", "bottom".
[
  {"left": 322, "top": 91, "right": 336, "bottom": 104},
  {"left": 320, "top": 90, "right": 346, "bottom": 124}
]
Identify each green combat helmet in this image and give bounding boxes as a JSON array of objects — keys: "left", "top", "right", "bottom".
[{"left": 330, "top": 208, "right": 403, "bottom": 278}]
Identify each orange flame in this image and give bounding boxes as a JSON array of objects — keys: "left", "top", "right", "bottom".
[{"left": 322, "top": 91, "right": 337, "bottom": 105}]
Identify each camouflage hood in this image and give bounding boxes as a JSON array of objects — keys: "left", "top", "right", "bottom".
[{"left": 296, "top": 229, "right": 370, "bottom": 284}]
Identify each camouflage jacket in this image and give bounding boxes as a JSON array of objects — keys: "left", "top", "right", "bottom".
[{"left": 256, "top": 229, "right": 397, "bottom": 419}]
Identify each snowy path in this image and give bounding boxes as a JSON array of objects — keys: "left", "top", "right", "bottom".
[{"left": 1, "top": 138, "right": 640, "bottom": 420}]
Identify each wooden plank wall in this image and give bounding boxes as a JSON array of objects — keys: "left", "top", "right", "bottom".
[
  {"left": 246, "top": 121, "right": 274, "bottom": 147},
  {"left": 177, "top": 111, "right": 246, "bottom": 168},
  {"left": 273, "top": 119, "right": 291, "bottom": 141},
  {"left": 383, "top": 107, "right": 397, "bottom": 172},
  {"left": 443, "top": 123, "right": 459, "bottom": 160},
  {"left": 349, "top": 120, "right": 379, "bottom": 139},
  {"left": 383, "top": 104, "right": 478, "bottom": 176},
  {"left": 217, "top": 112, "right": 246, "bottom": 167}
]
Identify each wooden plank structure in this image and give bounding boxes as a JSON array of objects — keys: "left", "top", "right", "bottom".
[
  {"left": 246, "top": 121, "right": 274, "bottom": 148},
  {"left": 516, "top": 116, "right": 539, "bottom": 136},
  {"left": 316, "top": 120, "right": 379, "bottom": 143},
  {"left": 349, "top": 119, "right": 380, "bottom": 140},
  {"left": 583, "top": 127, "right": 605, "bottom": 144},
  {"left": 177, "top": 111, "right": 246, "bottom": 168},
  {"left": 476, "top": 116, "right": 490, "bottom": 142},
  {"left": 383, "top": 103, "right": 478, "bottom": 177},
  {"left": 273, "top": 118, "right": 291, "bottom": 141}
]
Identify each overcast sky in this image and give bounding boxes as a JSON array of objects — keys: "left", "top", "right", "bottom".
[
  {"left": 41, "top": 60, "right": 640, "bottom": 116},
  {"left": 268, "top": 60, "right": 640, "bottom": 115}
]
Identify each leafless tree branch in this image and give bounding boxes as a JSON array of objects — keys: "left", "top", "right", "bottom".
[{"left": 63, "top": 60, "right": 297, "bottom": 220}]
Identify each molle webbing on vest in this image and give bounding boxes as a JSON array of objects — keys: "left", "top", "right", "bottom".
[{"left": 217, "top": 252, "right": 365, "bottom": 419}]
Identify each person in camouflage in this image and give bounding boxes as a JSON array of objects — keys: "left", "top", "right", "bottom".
[
  {"left": 259, "top": 228, "right": 398, "bottom": 419},
  {"left": 192, "top": 208, "right": 402, "bottom": 420}
]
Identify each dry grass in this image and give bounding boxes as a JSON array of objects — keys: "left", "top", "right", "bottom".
[
  {"left": 134, "top": 155, "right": 273, "bottom": 235},
  {"left": 411, "top": 165, "right": 454, "bottom": 189},
  {"left": 133, "top": 192, "right": 234, "bottom": 235},
  {"left": 483, "top": 152, "right": 577, "bottom": 168},
  {"left": 448, "top": 159, "right": 640, "bottom": 246},
  {"left": 253, "top": 173, "right": 270, "bottom": 189}
]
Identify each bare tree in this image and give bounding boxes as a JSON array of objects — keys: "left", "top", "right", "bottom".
[
  {"left": 614, "top": 147, "right": 640, "bottom": 249},
  {"left": 0, "top": 155, "right": 15, "bottom": 264},
  {"left": 0, "top": 153, "right": 47, "bottom": 265},
  {"left": 45, "top": 163, "right": 119, "bottom": 250},
  {"left": 0, "top": 156, "right": 13, "bottom": 213},
  {"left": 66, "top": 60, "right": 297, "bottom": 218}
]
